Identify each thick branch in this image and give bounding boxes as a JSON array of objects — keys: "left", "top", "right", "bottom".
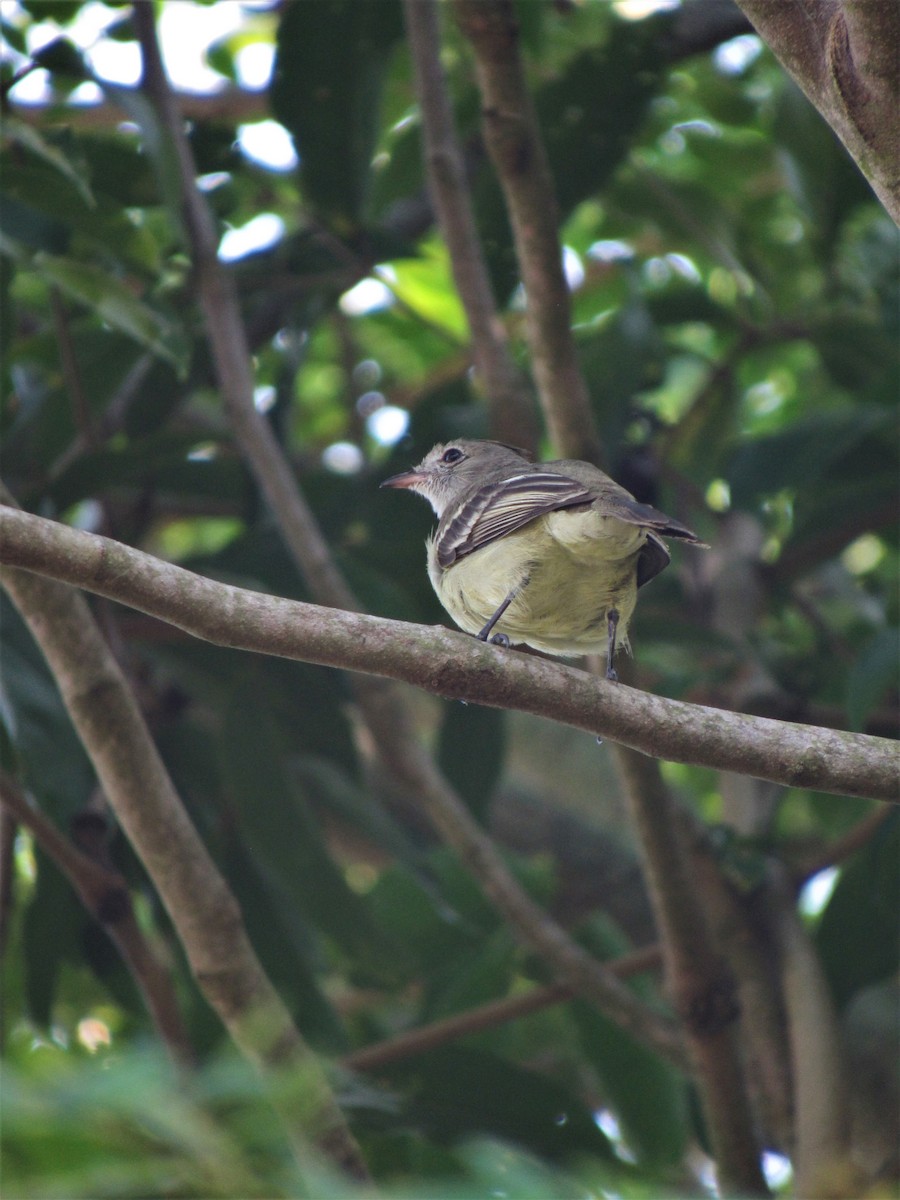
[
  {"left": 403, "top": 0, "right": 537, "bottom": 449},
  {"left": 0, "top": 556, "right": 369, "bottom": 1184},
  {"left": 734, "top": 0, "right": 900, "bottom": 222},
  {"left": 454, "top": 0, "right": 601, "bottom": 461},
  {"left": 1, "top": 509, "right": 896, "bottom": 807},
  {"left": 763, "top": 868, "right": 856, "bottom": 1198},
  {"left": 0, "top": 771, "right": 192, "bottom": 1064},
  {"left": 614, "top": 751, "right": 768, "bottom": 1196}
]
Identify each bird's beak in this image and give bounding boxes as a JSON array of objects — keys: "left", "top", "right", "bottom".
[{"left": 380, "top": 468, "right": 425, "bottom": 490}]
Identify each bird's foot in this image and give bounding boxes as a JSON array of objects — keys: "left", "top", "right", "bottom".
[{"left": 490, "top": 633, "right": 511, "bottom": 648}]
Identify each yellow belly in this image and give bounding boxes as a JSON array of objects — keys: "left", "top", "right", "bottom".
[{"left": 428, "top": 508, "right": 646, "bottom": 657}]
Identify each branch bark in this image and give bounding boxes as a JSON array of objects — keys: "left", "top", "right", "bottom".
[
  {"left": 614, "top": 751, "right": 769, "bottom": 1196},
  {"left": 1, "top": 508, "right": 896, "bottom": 807},
  {"left": 129, "top": 2, "right": 684, "bottom": 1069},
  {"left": 403, "top": 0, "right": 538, "bottom": 449},
  {"left": 763, "top": 868, "right": 859, "bottom": 1198},
  {"left": 734, "top": 0, "right": 900, "bottom": 223},
  {"left": 0, "top": 771, "right": 192, "bottom": 1065},
  {"left": 0, "top": 553, "right": 370, "bottom": 1183},
  {"left": 454, "top": 0, "right": 602, "bottom": 461},
  {"left": 344, "top": 943, "right": 661, "bottom": 1073}
]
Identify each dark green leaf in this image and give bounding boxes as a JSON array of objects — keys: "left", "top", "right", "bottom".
[
  {"left": 271, "top": 0, "right": 404, "bottom": 227},
  {"left": 437, "top": 702, "right": 506, "bottom": 821},
  {"left": 814, "top": 812, "right": 900, "bottom": 1011},
  {"left": 381, "top": 1046, "right": 618, "bottom": 1165},
  {"left": 846, "top": 627, "right": 900, "bottom": 732}
]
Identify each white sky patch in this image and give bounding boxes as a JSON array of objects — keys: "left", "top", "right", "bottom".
[
  {"left": 340, "top": 277, "right": 394, "bottom": 316},
  {"left": 666, "top": 252, "right": 702, "bottom": 282},
  {"left": 588, "top": 239, "right": 634, "bottom": 264},
  {"left": 562, "top": 245, "right": 585, "bottom": 290},
  {"left": 799, "top": 866, "right": 840, "bottom": 919},
  {"left": 254, "top": 385, "right": 276, "bottom": 413},
  {"left": 322, "top": 442, "right": 364, "bottom": 475},
  {"left": 237, "top": 120, "right": 298, "bottom": 172},
  {"left": 762, "top": 1151, "right": 793, "bottom": 1190},
  {"left": 714, "top": 34, "right": 763, "bottom": 75},
  {"left": 235, "top": 40, "right": 274, "bottom": 90},
  {"left": 614, "top": 0, "right": 679, "bottom": 18},
  {"left": 367, "top": 405, "right": 409, "bottom": 446},
  {"left": 87, "top": 34, "right": 141, "bottom": 85},
  {"left": 219, "top": 212, "right": 284, "bottom": 261},
  {"left": 157, "top": 1, "right": 243, "bottom": 91}
]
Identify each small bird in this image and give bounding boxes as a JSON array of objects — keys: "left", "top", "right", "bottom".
[{"left": 382, "top": 438, "right": 705, "bottom": 679}]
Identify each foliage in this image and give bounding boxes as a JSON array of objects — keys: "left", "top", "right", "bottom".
[{"left": 1, "top": 0, "right": 897, "bottom": 1196}]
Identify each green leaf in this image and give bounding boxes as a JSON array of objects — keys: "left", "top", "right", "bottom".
[
  {"left": 437, "top": 701, "right": 506, "bottom": 822},
  {"left": 31, "top": 36, "right": 89, "bottom": 80},
  {"left": 571, "top": 915, "right": 689, "bottom": 1169},
  {"left": 270, "top": 0, "right": 404, "bottom": 227},
  {"left": 381, "top": 1046, "right": 618, "bottom": 1165},
  {"left": 814, "top": 812, "right": 900, "bottom": 1011},
  {"left": 23, "top": 850, "right": 83, "bottom": 1026},
  {"left": 30, "top": 254, "right": 189, "bottom": 372},
  {"left": 846, "top": 627, "right": 900, "bottom": 732},
  {"left": 3, "top": 119, "right": 95, "bottom": 207},
  {"left": 218, "top": 675, "right": 394, "bottom": 974}
]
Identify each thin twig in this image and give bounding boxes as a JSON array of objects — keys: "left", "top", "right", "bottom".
[
  {"left": 793, "top": 805, "right": 894, "bottom": 884},
  {"left": 403, "top": 0, "right": 537, "bottom": 449},
  {"left": 0, "top": 770, "right": 193, "bottom": 1065},
  {"left": 49, "top": 287, "right": 96, "bottom": 448},
  {"left": 454, "top": 0, "right": 601, "bottom": 462},
  {"left": 343, "top": 943, "right": 661, "bottom": 1073},
  {"left": 0, "top": 805, "right": 16, "bottom": 960}
]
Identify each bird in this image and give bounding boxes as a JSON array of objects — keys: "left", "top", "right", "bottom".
[{"left": 382, "top": 438, "right": 705, "bottom": 680}]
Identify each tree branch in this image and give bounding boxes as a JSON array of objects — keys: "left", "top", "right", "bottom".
[
  {"left": 343, "top": 943, "right": 660, "bottom": 1073},
  {"left": 0, "top": 771, "right": 193, "bottom": 1066},
  {"left": 733, "top": 0, "right": 900, "bottom": 223},
  {"left": 1, "top": 508, "right": 895, "bottom": 806},
  {"left": 454, "top": 0, "right": 602, "bottom": 461},
  {"left": 614, "top": 751, "right": 768, "bottom": 1195},
  {"left": 0, "top": 549, "right": 370, "bottom": 1183},
  {"left": 403, "top": 0, "right": 538, "bottom": 449},
  {"left": 763, "top": 867, "right": 857, "bottom": 1198},
  {"left": 130, "top": 3, "right": 683, "bottom": 1069}
]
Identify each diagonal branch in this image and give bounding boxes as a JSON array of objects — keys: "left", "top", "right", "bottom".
[
  {"left": 129, "top": 3, "right": 684, "bottom": 1067},
  {"left": 453, "top": 0, "right": 602, "bottom": 462},
  {"left": 1, "top": 508, "right": 896, "bottom": 807},
  {"left": 0, "top": 770, "right": 193, "bottom": 1066},
  {"left": 343, "top": 943, "right": 661, "bottom": 1073},
  {"left": 0, "top": 510, "right": 369, "bottom": 1183},
  {"left": 403, "top": 0, "right": 537, "bottom": 449},
  {"left": 616, "top": 753, "right": 769, "bottom": 1195},
  {"left": 733, "top": 0, "right": 900, "bottom": 222}
]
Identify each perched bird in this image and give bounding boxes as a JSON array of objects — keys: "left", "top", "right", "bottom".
[{"left": 382, "top": 438, "right": 705, "bottom": 679}]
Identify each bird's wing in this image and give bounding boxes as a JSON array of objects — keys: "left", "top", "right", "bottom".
[
  {"left": 598, "top": 493, "right": 703, "bottom": 544},
  {"left": 435, "top": 472, "right": 593, "bottom": 568},
  {"left": 637, "top": 533, "right": 671, "bottom": 588}
]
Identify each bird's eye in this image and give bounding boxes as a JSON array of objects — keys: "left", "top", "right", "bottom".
[{"left": 441, "top": 447, "right": 464, "bottom": 464}]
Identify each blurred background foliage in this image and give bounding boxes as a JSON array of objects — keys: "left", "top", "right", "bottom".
[{"left": 1, "top": 0, "right": 897, "bottom": 1195}]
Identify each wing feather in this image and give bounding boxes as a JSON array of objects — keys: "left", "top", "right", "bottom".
[{"left": 436, "top": 473, "right": 593, "bottom": 568}]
